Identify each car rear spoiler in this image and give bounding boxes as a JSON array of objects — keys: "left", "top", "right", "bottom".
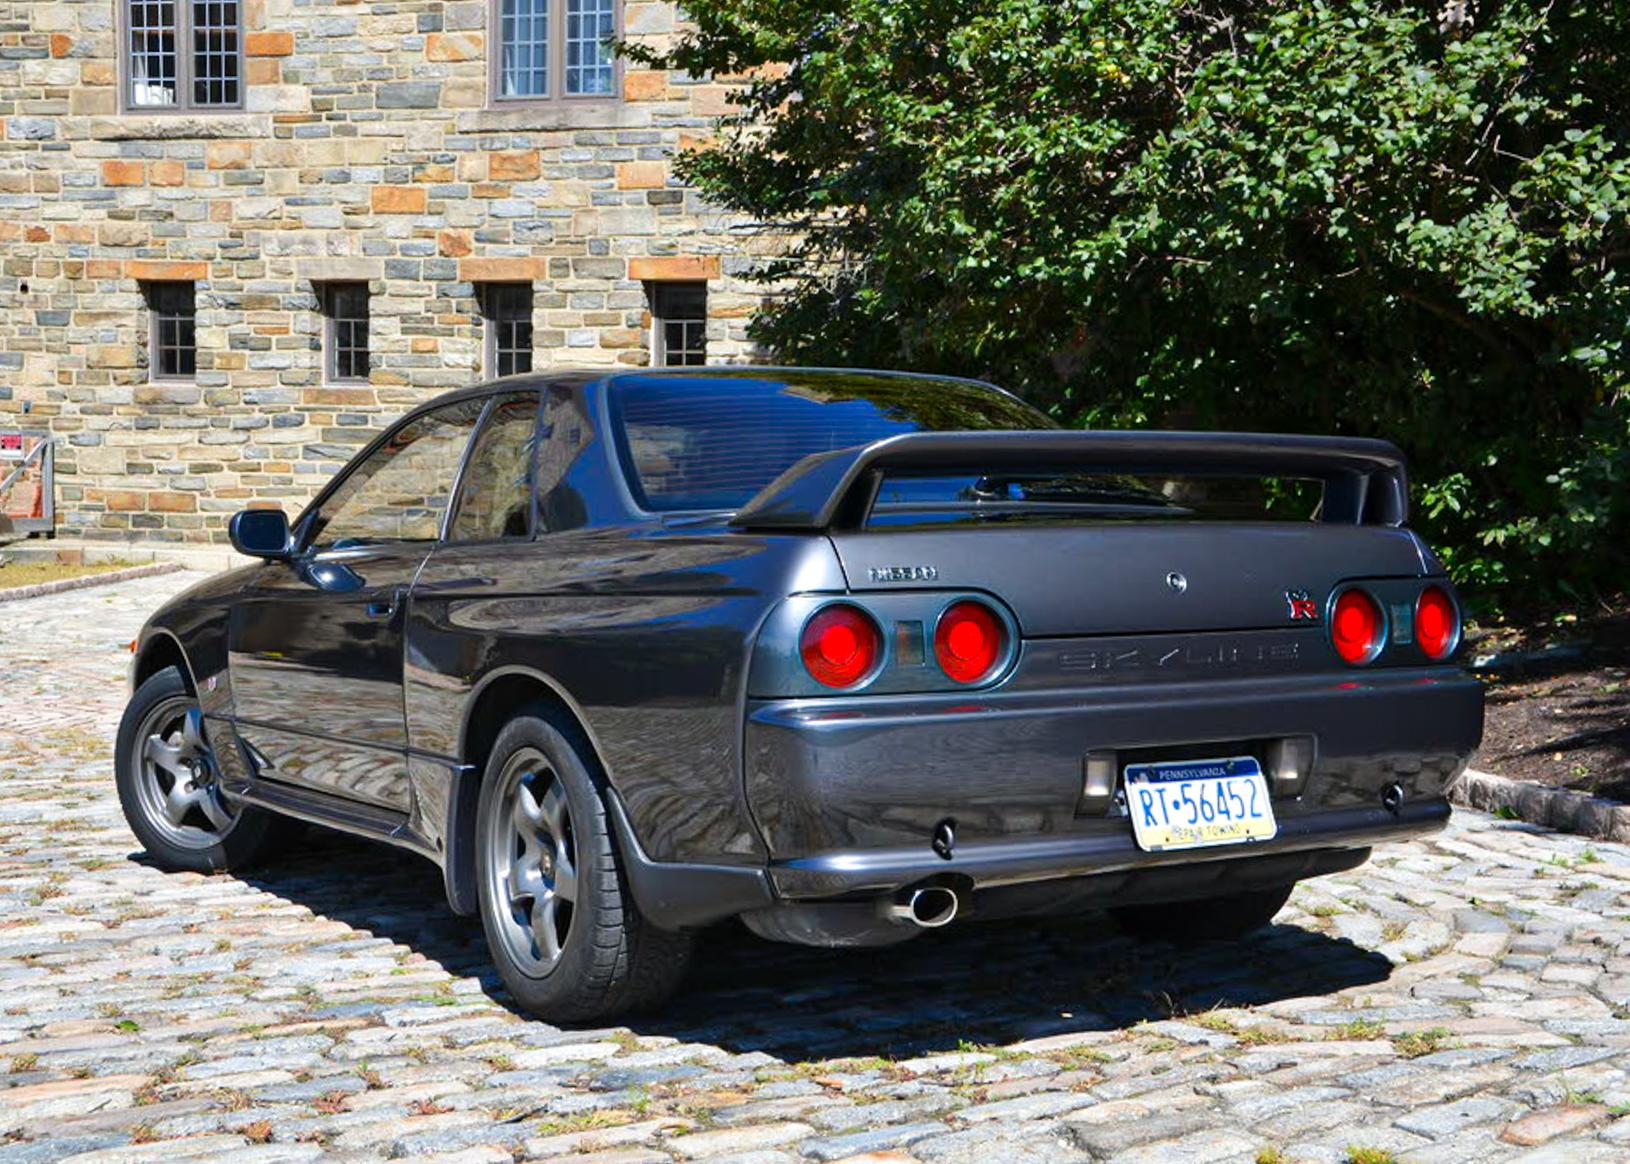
[{"left": 728, "top": 430, "right": 1408, "bottom": 531}]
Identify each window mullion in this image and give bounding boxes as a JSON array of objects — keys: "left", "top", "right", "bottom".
[
  {"left": 176, "top": 0, "right": 193, "bottom": 111},
  {"left": 553, "top": 0, "right": 563, "bottom": 99}
]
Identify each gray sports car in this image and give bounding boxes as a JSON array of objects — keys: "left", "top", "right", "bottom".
[{"left": 116, "top": 368, "right": 1484, "bottom": 1021}]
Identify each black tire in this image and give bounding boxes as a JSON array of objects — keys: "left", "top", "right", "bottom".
[
  {"left": 1112, "top": 883, "right": 1295, "bottom": 943},
  {"left": 115, "top": 666, "right": 286, "bottom": 873},
  {"left": 475, "top": 707, "right": 693, "bottom": 1022}
]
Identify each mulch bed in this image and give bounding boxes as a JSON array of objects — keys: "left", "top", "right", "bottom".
[{"left": 1471, "top": 597, "right": 1630, "bottom": 803}]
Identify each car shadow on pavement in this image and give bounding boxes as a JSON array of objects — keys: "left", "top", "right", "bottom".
[{"left": 217, "top": 828, "right": 1394, "bottom": 1061}]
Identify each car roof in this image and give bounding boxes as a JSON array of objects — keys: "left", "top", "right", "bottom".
[{"left": 400, "top": 366, "right": 1005, "bottom": 418}]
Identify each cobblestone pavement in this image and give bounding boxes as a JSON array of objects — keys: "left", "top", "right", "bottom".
[{"left": 3, "top": 572, "right": 1630, "bottom": 1164}]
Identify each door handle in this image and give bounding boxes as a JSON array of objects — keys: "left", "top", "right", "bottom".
[{"left": 365, "top": 589, "right": 400, "bottom": 619}]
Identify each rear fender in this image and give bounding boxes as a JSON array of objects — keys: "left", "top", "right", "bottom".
[{"left": 444, "top": 665, "right": 774, "bottom": 927}]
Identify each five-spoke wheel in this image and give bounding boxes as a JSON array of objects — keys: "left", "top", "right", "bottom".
[
  {"left": 485, "top": 749, "right": 579, "bottom": 975},
  {"left": 116, "top": 666, "right": 282, "bottom": 872},
  {"left": 133, "top": 701, "right": 240, "bottom": 849},
  {"left": 474, "top": 707, "right": 693, "bottom": 1021}
]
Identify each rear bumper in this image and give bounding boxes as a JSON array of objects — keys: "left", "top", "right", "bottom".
[
  {"left": 745, "top": 667, "right": 1481, "bottom": 899},
  {"left": 767, "top": 797, "right": 1446, "bottom": 898}
]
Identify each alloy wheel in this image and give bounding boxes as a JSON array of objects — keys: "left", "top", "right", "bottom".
[
  {"left": 132, "top": 698, "right": 240, "bottom": 850},
  {"left": 485, "top": 748, "right": 578, "bottom": 977}
]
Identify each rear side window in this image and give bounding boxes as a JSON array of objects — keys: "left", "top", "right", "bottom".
[
  {"left": 612, "top": 372, "right": 1051, "bottom": 512},
  {"left": 450, "top": 395, "right": 540, "bottom": 541},
  {"left": 871, "top": 472, "right": 1323, "bottom": 527}
]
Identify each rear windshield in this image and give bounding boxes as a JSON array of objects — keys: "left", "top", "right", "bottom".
[
  {"left": 869, "top": 471, "right": 1324, "bottom": 527},
  {"left": 611, "top": 372, "right": 1052, "bottom": 512}
]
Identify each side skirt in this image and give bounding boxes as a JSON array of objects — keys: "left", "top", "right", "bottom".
[
  {"left": 226, "top": 774, "right": 437, "bottom": 862},
  {"left": 213, "top": 713, "right": 475, "bottom": 915}
]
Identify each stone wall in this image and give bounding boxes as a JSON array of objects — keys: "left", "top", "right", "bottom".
[{"left": 0, "top": 0, "right": 774, "bottom": 543}]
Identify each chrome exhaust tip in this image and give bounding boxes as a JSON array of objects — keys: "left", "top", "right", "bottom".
[{"left": 880, "top": 884, "right": 960, "bottom": 929}]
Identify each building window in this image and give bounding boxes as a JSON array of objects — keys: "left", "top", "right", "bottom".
[
  {"left": 480, "top": 284, "right": 534, "bottom": 378},
  {"left": 565, "top": 0, "right": 616, "bottom": 96},
  {"left": 321, "top": 283, "right": 370, "bottom": 384},
  {"left": 648, "top": 281, "right": 708, "bottom": 367},
  {"left": 125, "top": 1, "right": 243, "bottom": 111},
  {"left": 494, "top": 0, "right": 619, "bottom": 102},
  {"left": 144, "top": 282, "right": 196, "bottom": 380}
]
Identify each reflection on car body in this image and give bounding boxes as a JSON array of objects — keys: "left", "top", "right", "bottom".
[{"left": 116, "top": 368, "right": 1484, "bottom": 1021}]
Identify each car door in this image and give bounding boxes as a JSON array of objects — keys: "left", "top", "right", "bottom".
[
  {"left": 403, "top": 392, "right": 548, "bottom": 757},
  {"left": 228, "top": 397, "right": 488, "bottom": 812}
]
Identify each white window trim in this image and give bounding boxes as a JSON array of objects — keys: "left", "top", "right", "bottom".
[
  {"left": 647, "top": 281, "right": 709, "bottom": 367},
  {"left": 488, "top": 0, "right": 624, "bottom": 108},
  {"left": 320, "top": 282, "right": 372, "bottom": 386},
  {"left": 117, "top": 0, "right": 247, "bottom": 114}
]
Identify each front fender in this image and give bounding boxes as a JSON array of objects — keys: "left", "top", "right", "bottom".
[{"left": 131, "top": 565, "right": 257, "bottom": 716}]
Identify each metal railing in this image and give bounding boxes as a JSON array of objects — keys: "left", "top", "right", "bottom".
[{"left": 0, "top": 431, "right": 55, "bottom": 537}]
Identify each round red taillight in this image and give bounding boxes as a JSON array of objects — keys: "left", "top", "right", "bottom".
[
  {"left": 934, "top": 600, "right": 1007, "bottom": 684},
  {"left": 1415, "top": 586, "right": 1458, "bottom": 660},
  {"left": 800, "top": 604, "right": 881, "bottom": 689},
  {"left": 1331, "top": 588, "right": 1384, "bottom": 665}
]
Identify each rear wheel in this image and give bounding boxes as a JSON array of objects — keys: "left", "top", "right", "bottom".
[
  {"left": 115, "top": 666, "right": 285, "bottom": 872},
  {"left": 475, "top": 709, "right": 693, "bottom": 1022},
  {"left": 1112, "top": 883, "right": 1294, "bottom": 943}
]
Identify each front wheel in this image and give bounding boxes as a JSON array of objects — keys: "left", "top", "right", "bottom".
[
  {"left": 115, "top": 666, "right": 285, "bottom": 872},
  {"left": 475, "top": 709, "right": 693, "bottom": 1022},
  {"left": 1111, "top": 883, "right": 1294, "bottom": 943}
]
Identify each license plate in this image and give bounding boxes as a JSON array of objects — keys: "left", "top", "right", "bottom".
[{"left": 1123, "top": 756, "right": 1277, "bottom": 853}]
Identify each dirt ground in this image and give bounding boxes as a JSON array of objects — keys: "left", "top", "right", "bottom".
[{"left": 1471, "top": 598, "right": 1630, "bottom": 802}]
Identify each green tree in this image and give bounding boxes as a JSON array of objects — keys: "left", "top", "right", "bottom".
[{"left": 637, "top": 0, "right": 1630, "bottom": 606}]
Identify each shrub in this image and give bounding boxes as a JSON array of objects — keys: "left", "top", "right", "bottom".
[{"left": 641, "top": 0, "right": 1630, "bottom": 608}]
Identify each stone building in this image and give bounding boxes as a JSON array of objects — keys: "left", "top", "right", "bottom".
[{"left": 0, "top": 0, "right": 773, "bottom": 547}]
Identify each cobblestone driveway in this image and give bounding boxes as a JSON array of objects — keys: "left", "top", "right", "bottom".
[{"left": 3, "top": 572, "right": 1630, "bottom": 1164}]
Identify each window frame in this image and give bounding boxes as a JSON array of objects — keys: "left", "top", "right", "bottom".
[
  {"left": 488, "top": 0, "right": 625, "bottom": 108},
  {"left": 479, "top": 283, "right": 536, "bottom": 379},
  {"left": 647, "top": 280, "right": 709, "bottom": 367},
  {"left": 118, "top": 0, "right": 247, "bottom": 115},
  {"left": 296, "top": 398, "right": 489, "bottom": 554},
  {"left": 143, "top": 281, "right": 197, "bottom": 383},
  {"left": 319, "top": 282, "right": 372, "bottom": 386}
]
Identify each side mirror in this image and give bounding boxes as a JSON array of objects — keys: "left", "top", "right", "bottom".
[{"left": 229, "top": 508, "right": 292, "bottom": 560}]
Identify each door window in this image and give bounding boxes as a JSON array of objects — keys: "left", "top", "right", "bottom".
[
  {"left": 306, "top": 400, "right": 485, "bottom": 550},
  {"left": 449, "top": 395, "right": 541, "bottom": 542}
]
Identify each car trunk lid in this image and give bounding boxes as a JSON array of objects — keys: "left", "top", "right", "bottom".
[{"left": 829, "top": 522, "right": 1428, "bottom": 636}]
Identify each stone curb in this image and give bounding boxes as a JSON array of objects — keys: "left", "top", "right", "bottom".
[
  {"left": 1451, "top": 767, "right": 1630, "bottom": 843},
  {"left": 0, "top": 561, "right": 184, "bottom": 604}
]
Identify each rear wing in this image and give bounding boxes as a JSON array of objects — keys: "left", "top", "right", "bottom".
[{"left": 728, "top": 430, "right": 1408, "bottom": 531}]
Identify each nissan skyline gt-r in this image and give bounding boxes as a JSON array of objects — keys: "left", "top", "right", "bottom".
[{"left": 116, "top": 368, "right": 1484, "bottom": 1021}]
